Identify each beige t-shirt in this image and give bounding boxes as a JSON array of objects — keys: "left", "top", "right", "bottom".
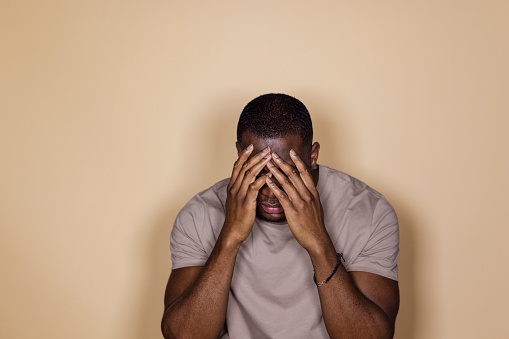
[{"left": 170, "top": 165, "right": 399, "bottom": 339}]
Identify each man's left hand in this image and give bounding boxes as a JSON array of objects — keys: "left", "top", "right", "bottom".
[{"left": 265, "top": 150, "right": 331, "bottom": 253}]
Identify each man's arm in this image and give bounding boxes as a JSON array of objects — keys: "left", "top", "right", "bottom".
[
  {"left": 266, "top": 150, "right": 399, "bottom": 338},
  {"left": 161, "top": 237, "right": 240, "bottom": 339},
  {"left": 308, "top": 245, "right": 399, "bottom": 338},
  {"left": 161, "top": 145, "right": 272, "bottom": 339}
]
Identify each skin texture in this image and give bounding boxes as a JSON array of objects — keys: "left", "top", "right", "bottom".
[{"left": 161, "top": 133, "right": 400, "bottom": 339}]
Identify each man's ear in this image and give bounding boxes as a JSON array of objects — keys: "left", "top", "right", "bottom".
[
  {"left": 310, "top": 142, "right": 320, "bottom": 169},
  {"left": 236, "top": 141, "right": 242, "bottom": 156}
]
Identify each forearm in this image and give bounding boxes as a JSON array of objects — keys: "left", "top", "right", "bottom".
[
  {"left": 309, "top": 242, "right": 394, "bottom": 339},
  {"left": 162, "top": 234, "right": 240, "bottom": 339}
]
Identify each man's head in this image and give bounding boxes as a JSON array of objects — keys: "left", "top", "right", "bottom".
[
  {"left": 236, "top": 94, "right": 320, "bottom": 223},
  {"left": 237, "top": 93, "right": 314, "bottom": 156}
]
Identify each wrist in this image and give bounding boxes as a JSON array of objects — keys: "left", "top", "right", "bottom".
[
  {"left": 217, "top": 229, "right": 244, "bottom": 252},
  {"left": 305, "top": 234, "right": 335, "bottom": 259},
  {"left": 314, "top": 252, "right": 345, "bottom": 286}
]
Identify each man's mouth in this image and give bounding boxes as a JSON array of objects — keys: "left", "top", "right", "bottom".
[{"left": 261, "top": 203, "right": 284, "bottom": 214}]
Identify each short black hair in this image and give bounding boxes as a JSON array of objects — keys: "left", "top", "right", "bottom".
[{"left": 237, "top": 93, "right": 313, "bottom": 149}]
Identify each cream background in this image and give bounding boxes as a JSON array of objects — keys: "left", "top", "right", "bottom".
[{"left": 1, "top": 1, "right": 508, "bottom": 338}]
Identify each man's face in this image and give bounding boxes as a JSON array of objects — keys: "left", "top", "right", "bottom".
[{"left": 237, "top": 131, "right": 319, "bottom": 223}]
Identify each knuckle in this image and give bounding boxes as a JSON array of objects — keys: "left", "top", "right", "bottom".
[
  {"left": 248, "top": 183, "right": 257, "bottom": 191},
  {"left": 284, "top": 178, "right": 292, "bottom": 186},
  {"left": 290, "top": 169, "right": 299, "bottom": 177},
  {"left": 242, "top": 162, "right": 249, "bottom": 169},
  {"left": 228, "top": 186, "right": 237, "bottom": 196},
  {"left": 245, "top": 169, "right": 252, "bottom": 177}
]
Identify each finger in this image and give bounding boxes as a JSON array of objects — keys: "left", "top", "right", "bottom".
[
  {"left": 245, "top": 173, "right": 270, "bottom": 201},
  {"left": 238, "top": 154, "right": 272, "bottom": 196},
  {"left": 230, "top": 146, "right": 269, "bottom": 192},
  {"left": 231, "top": 147, "right": 271, "bottom": 194},
  {"left": 265, "top": 175, "right": 293, "bottom": 210},
  {"left": 289, "top": 149, "right": 317, "bottom": 195},
  {"left": 266, "top": 159, "right": 300, "bottom": 202},
  {"left": 229, "top": 144, "right": 253, "bottom": 190},
  {"left": 271, "top": 151, "right": 310, "bottom": 197}
]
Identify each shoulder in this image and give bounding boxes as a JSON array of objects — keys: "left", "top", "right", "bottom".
[
  {"left": 319, "top": 166, "right": 399, "bottom": 280},
  {"left": 319, "top": 165, "right": 397, "bottom": 222},
  {"left": 177, "top": 178, "right": 229, "bottom": 220},
  {"left": 318, "top": 165, "right": 388, "bottom": 208},
  {"left": 170, "top": 178, "right": 230, "bottom": 268},
  {"left": 172, "top": 177, "right": 230, "bottom": 239}
]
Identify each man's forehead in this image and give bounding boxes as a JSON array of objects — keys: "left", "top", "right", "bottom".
[
  {"left": 241, "top": 132, "right": 304, "bottom": 149},
  {"left": 254, "top": 141, "right": 296, "bottom": 160}
]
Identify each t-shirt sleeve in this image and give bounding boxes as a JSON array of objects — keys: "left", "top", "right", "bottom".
[
  {"left": 170, "top": 199, "right": 209, "bottom": 270},
  {"left": 348, "top": 197, "right": 400, "bottom": 281}
]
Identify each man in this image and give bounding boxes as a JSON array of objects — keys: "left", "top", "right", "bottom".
[{"left": 161, "top": 94, "right": 400, "bottom": 338}]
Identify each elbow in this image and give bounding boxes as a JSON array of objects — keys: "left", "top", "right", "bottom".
[
  {"left": 161, "top": 308, "right": 181, "bottom": 339},
  {"left": 376, "top": 326, "right": 394, "bottom": 339},
  {"left": 352, "top": 312, "right": 394, "bottom": 339},
  {"left": 160, "top": 312, "right": 172, "bottom": 339},
  {"left": 161, "top": 306, "right": 202, "bottom": 339},
  {"left": 161, "top": 305, "right": 220, "bottom": 339},
  {"left": 371, "top": 313, "right": 395, "bottom": 339}
]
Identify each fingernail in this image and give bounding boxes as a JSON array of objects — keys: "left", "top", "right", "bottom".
[
  {"left": 262, "top": 146, "right": 270, "bottom": 154},
  {"left": 290, "top": 149, "right": 296, "bottom": 156},
  {"left": 267, "top": 161, "right": 274, "bottom": 168},
  {"left": 246, "top": 144, "right": 253, "bottom": 152},
  {"left": 272, "top": 152, "right": 279, "bottom": 159},
  {"left": 266, "top": 176, "right": 272, "bottom": 182}
]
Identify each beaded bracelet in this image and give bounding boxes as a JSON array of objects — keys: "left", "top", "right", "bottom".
[{"left": 313, "top": 253, "right": 345, "bottom": 287}]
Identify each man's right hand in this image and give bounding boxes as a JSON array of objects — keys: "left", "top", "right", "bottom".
[
  {"left": 222, "top": 144, "right": 272, "bottom": 245},
  {"left": 162, "top": 144, "right": 271, "bottom": 339}
]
